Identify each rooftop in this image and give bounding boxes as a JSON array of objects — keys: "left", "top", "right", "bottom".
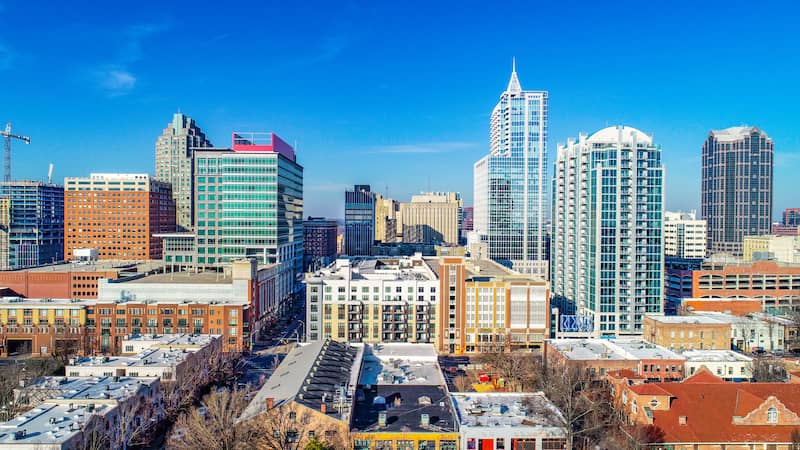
[
  {"left": 682, "top": 350, "right": 752, "bottom": 363},
  {"left": 451, "top": 392, "right": 565, "bottom": 432},
  {"left": 15, "top": 260, "right": 162, "bottom": 274},
  {"left": 308, "top": 256, "right": 438, "bottom": 282},
  {"left": 710, "top": 126, "right": 768, "bottom": 142},
  {"left": 21, "top": 376, "right": 159, "bottom": 404},
  {"left": 352, "top": 384, "right": 457, "bottom": 433},
  {"left": 123, "top": 271, "right": 237, "bottom": 284},
  {"left": 587, "top": 126, "right": 653, "bottom": 145},
  {"left": 121, "top": 333, "right": 219, "bottom": 349},
  {"left": 358, "top": 343, "right": 444, "bottom": 386},
  {"left": 645, "top": 314, "right": 729, "bottom": 325},
  {"left": 547, "top": 339, "right": 685, "bottom": 361},
  {"left": 239, "top": 340, "right": 363, "bottom": 422},
  {"left": 0, "top": 297, "right": 95, "bottom": 307},
  {"left": 68, "top": 347, "right": 196, "bottom": 370}
]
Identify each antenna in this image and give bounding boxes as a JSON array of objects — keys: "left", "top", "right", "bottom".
[
  {"left": 512, "top": 56, "right": 516, "bottom": 73},
  {"left": 47, "top": 163, "right": 53, "bottom": 184}
]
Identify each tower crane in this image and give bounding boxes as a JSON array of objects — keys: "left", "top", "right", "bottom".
[{"left": 1, "top": 123, "right": 31, "bottom": 182}]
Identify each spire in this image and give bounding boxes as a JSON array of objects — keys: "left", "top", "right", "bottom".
[{"left": 506, "top": 57, "right": 522, "bottom": 93}]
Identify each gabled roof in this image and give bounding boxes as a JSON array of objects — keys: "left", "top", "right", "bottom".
[
  {"left": 630, "top": 383, "right": 672, "bottom": 396},
  {"left": 681, "top": 366, "right": 726, "bottom": 384}
]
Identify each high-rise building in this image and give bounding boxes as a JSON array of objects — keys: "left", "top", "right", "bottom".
[
  {"left": 193, "top": 132, "right": 303, "bottom": 274},
  {"left": 701, "top": 126, "right": 774, "bottom": 256},
  {"left": 155, "top": 113, "right": 211, "bottom": 231},
  {"left": 784, "top": 208, "right": 800, "bottom": 227},
  {"left": 664, "top": 211, "right": 707, "bottom": 259},
  {"left": 344, "top": 185, "right": 375, "bottom": 256},
  {"left": 552, "top": 126, "right": 664, "bottom": 337},
  {"left": 64, "top": 174, "right": 175, "bottom": 260},
  {"left": 0, "top": 181, "right": 64, "bottom": 269},
  {"left": 398, "top": 192, "right": 461, "bottom": 245},
  {"left": 303, "top": 217, "right": 338, "bottom": 271},
  {"left": 374, "top": 194, "right": 398, "bottom": 243},
  {"left": 473, "top": 62, "right": 548, "bottom": 277}
]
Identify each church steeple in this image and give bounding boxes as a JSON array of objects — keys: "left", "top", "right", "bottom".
[{"left": 506, "top": 57, "right": 522, "bottom": 93}]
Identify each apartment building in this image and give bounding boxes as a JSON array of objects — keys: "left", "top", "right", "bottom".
[
  {"left": 64, "top": 174, "right": 176, "bottom": 260},
  {"left": 664, "top": 211, "right": 706, "bottom": 259},
  {"left": 643, "top": 315, "right": 731, "bottom": 351}
]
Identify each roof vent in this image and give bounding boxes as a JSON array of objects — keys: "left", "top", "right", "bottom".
[
  {"left": 418, "top": 396, "right": 431, "bottom": 405},
  {"left": 378, "top": 411, "right": 387, "bottom": 427},
  {"left": 420, "top": 413, "right": 430, "bottom": 427}
]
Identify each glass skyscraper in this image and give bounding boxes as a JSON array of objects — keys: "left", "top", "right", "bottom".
[
  {"left": 473, "top": 63, "right": 548, "bottom": 277},
  {"left": 193, "top": 133, "right": 303, "bottom": 275},
  {"left": 0, "top": 181, "right": 64, "bottom": 269},
  {"left": 552, "top": 126, "right": 664, "bottom": 337},
  {"left": 701, "top": 126, "right": 773, "bottom": 256},
  {"left": 344, "top": 185, "right": 375, "bottom": 256}
]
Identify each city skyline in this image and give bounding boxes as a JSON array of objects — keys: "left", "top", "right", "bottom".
[{"left": 2, "top": 1, "right": 799, "bottom": 220}]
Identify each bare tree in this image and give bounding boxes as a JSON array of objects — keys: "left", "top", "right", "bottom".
[
  {"left": 167, "top": 385, "right": 259, "bottom": 450},
  {"left": 114, "top": 387, "right": 165, "bottom": 450},
  {"left": 452, "top": 374, "right": 473, "bottom": 392},
  {"left": 748, "top": 355, "right": 788, "bottom": 382},
  {"left": 529, "top": 360, "right": 618, "bottom": 449},
  {"left": 475, "top": 351, "right": 540, "bottom": 391}
]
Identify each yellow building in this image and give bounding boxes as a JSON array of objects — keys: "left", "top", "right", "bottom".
[
  {"left": 743, "top": 234, "right": 800, "bottom": 263},
  {"left": 374, "top": 194, "right": 399, "bottom": 243},
  {"left": 398, "top": 192, "right": 461, "bottom": 245}
]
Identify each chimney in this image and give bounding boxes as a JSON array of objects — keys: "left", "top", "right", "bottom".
[
  {"left": 320, "top": 402, "right": 327, "bottom": 414},
  {"left": 266, "top": 397, "right": 274, "bottom": 410},
  {"left": 678, "top": 416, "right": 687, "bottom": 425}
]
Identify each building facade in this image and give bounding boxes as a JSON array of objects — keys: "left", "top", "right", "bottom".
[
  {"left": 701, "top": 126, "right": 774, "bottom": 256},
  {"left": 743, "top": 234, "right": 800, "bottom": 263},
  {"left": 0, "top": 181, "right": 64, "bottom": 270},
  {"left": 374, "top": 194, "right": 398, "bottom": 244},
  {"left": 664, "top": 211, "right": 706, "bottom": 259},
  {"left": 643, "top": 315, "right": 731, "bottom": 351},
  {"left": 193, "top": 132, "right": 303, "bottom": 275},
  {"left": 345, "top": 185, "right": 375, "bottom": 256},
  {"left": 154, "top": 112, "right": 211, "bottom": 231},
  {"left": 303, "top": 217, "right": 338, "bottom": 272},
  {"left": 399, "top": 192, "right": 461, "bottom": 245},
  {"left": 473, "top": 64, "right": 549, "bottom": 277},
  {"left": 64, "top": 174, "right": 175, "bottom": 260},
  {"left": 552, "top": 126, "right": 664, "bottom": 337}
]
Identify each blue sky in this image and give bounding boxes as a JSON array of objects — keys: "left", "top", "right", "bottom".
[{"left": 1, "top": 0, "right": 799, "bottom": 219}]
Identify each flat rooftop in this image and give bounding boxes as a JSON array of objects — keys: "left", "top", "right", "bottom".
[
  {"left": 645, "top": 314, "right": 729, "bottom": 325},
  {"left": 68, "top": 347, "right": 195, "bottom": 369},
  {"left": 20, "top": 260, "right": 162, "bottom": 273},
  {"left": 548, "top": 339, "right": 685, "bottom": 361},
  {"left": 23, "top": 376, "right": 159, "bottom": 403},
  {"left": 359, "top": 343, "right": 444, "bottom": 386},
  {"left": 451, "top": 392, "right": 565, "bottom": 431},
  {"left": 0, "top": 297, "right": 96, "bottom": 307},
  {"left": 121, "top": 333, "right": 219, "bottom": 348},
  {"left": 308, "top": 256, "right": 438, "bottom": 282},
  {"left": 682, "top": 350, "right": 753, "bottom": 363},
  {"left": 353, "top": 384, "right": 457, "bottom": 433},
  {"left": 124, "top": 271, "right": 236, "bottom": 284}
]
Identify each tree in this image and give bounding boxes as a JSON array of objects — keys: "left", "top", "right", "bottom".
[
  {"left": 475, "top": 351, "right": 540, "bottom": 391},
  {"left": 305, "top": 437, "right": 335, "bottom": 450},
  {"left": 748, "top": 355, "right": 788, "bottom": 382},
  {"left": 167, "top": 385, "right": 260, "bottom": 450},
  {"left": 452, "top": 374, "right": 473, "bottom": 392},
  {"left": 529, "top": 360, "right": 619, "bottom": 449}
]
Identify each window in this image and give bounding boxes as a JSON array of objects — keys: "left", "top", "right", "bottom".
[{"left": 767, "top": 407, "right": 778, "bottom": 424}]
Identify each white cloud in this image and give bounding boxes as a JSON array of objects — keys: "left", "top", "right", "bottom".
[
  {"left": 365, "top": 141, "right": 480, "bottom": 154},
  {"left": 94, "top": 66, "right": 136, "bottom": 96}
]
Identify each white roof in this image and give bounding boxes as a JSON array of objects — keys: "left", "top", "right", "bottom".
[
  {"left": 357, "top": 343, "right": 444, "bottom": 386},
  {"left": 548, "top": 338, "right": 684, "bottom": 361},
  {"left": 451, "top": 392, "right": 566, "bottom": 432},
  {"left": 587, "top": 126, "right": 653, "bottom": 145},
  {"left": 682, "top": 350, "right": 752, "bottom": 363},
  {"left": 710, "top": 126, "right": 767, "bottom": 142}
]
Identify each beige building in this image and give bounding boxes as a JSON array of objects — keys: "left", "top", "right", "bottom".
[
  {"left": 398, "top": 192, "right": 461, "bottom": 245},
  {"left": 743, "top": 234, "right": 800, "bottom": 263},
  {"left": 374, "top": 194, "right": 399, "bottom": 243},
  {"left": 665, "top": 211, "right": 707, "bottom": 258}
]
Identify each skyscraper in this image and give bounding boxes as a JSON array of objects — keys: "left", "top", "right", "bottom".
[
  {"left": 344, "top": 185, "right": 375, "bottom": 256},
  {"left": 664, "top": 211, "right": 707, "bottom": 259},
  {"left": 303, "top": 217, "right": 338, "bottom": 271},
  {"left": 155, "top": 113, "right": 212, "bottom": 231},
  {"left": 701, "top": 126, "right": 774, "bottom": 256},
  {"left": 473, "top": 62, "right": 548, "bottom": 277},
  {"left": 0, "top": 181, "right": 64, "bottom": 269},
  {"left": 193, "top": 132, "right": 303, "bottom": 274},
  {"left": 398, "top": 192, "right": 462, "bottom": 245},
  {"left": 552, "top": 126, "right": 664, "bottom": 337}
]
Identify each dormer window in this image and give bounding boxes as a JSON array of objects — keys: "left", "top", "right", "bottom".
[{"left": 767, "top": 407, "right": 778, "bottom": 424}]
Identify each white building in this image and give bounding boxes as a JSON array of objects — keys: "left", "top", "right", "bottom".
[
  {"left": 694, "top": 312, "right": 785, "bottom": 351},
  {"left": 743, "top": 234, "right": 800, "bottom": 263},
  {"left": 0, "top": 376, "right": 161, "bottom": 450},
  {"left": 682, "top": 350, "right": 753, "bottom": 381},
  {"left": 473, "top": 62, "right": 549, "bottom": 278},
  {"left": 451, "top": 392, "right": 566, "bottom": 450},
  {"left": 664, "top": 211, "right": 707, "bottom": 258},
  {"left": 552, "top": 126, "right": 664, "bottom": 337}
]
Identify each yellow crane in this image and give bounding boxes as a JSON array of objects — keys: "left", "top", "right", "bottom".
[{"left": 1, "top": 122, "right": 31, "bottom": 182}]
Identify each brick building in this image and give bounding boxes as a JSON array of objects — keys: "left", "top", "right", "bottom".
[
  {"left": 64, "top": 173, "right": 176, "bottom": 260},
  {"left": 643, "top": 314, "right": 731, "bottom": 351},
  {"left": 613, "top": 367, "right": 800, "bottom": 449}
]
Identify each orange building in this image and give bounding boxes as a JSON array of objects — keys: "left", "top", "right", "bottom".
[
  {"left": 64, "top": 174, "right": 175, "bottom": 260},
  {"left": 643, "top": 315, "right": 731, "bottom": 351},
  {"left": 613, "top": 367, "right": 800, "bottom": 449},
  {"left": 682, "top": 298, "right": 763, "bottom": 316},
  {"left": 691, "top": 260, "right": 800, "bottom": 313}
]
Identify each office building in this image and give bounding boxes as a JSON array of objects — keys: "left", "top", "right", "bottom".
[
  {"left": 664, "top": 211, "right": 706, "bottom": 259},
  {"left": 473, "top": 63, "right": 549, "bottom": 277},
  {"left": 552, "top": 126, "right": 664, "bottom": 337},
  {"left": 664, "top": 256, "right": 704, "bottom": 315},
  {"left": 701, "top": 126, "right": 774, "bottom": 256},
  {"left": 155, "top": 112, "right": 211, "bottom": 231},
  {"left": 64, "top": 174, "right": 175, "bottom": 260},
  {"left": 0, "top": 181, "right": 64, "bottom": 270},
  {"left": 743, "top": 234, "right": 800, "bottom": 263},
  {"left": 460, "top": 206, "right": 473, "bottom": 242},
  {"left": 344, "top": 185, "right": 375, "bottom": 256},
  {"left": 374, "top": 193, "right": 398, "bottom": 243},
  {"left": 399, "top": 192, "right": 461, "bottom": 245},
  {"left": 643, "top": 315, "right": 732, "bottom": 351},
  {"left": 303, "top": 217, "right": 338, "bottom": 271},
  {"left": 193, "top": 132, "right": 303, "bottom": 274}
]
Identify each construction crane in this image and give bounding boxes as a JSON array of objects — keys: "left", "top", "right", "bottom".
[{"left": 1, "top": 123, "right": 31, "bottom": 182}]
